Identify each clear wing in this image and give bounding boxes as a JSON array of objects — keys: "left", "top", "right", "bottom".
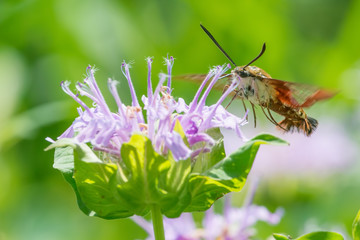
[
  {"left": 174, "top": 74, "right": 232, "bottom": 92},
  {"left": 263, "top": 78, "right": 336, "bottom": 108}
]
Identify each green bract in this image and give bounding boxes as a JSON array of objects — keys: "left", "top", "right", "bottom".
[
  {"left": 46, "top": 132, "right": 287, "bottom": 219},
  {"left": 273, "top": 234, "right": 291, "bottom": 240},
  {"left": 273, "top": 231, "right": 344, "bottom": 240},
  {"left": 353, "top": 209, "right": 360, "bottom": 240}
]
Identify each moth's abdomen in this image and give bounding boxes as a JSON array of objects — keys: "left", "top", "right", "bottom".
[{"left": 278, "top": 116, "right": 318, "bottom": 136}]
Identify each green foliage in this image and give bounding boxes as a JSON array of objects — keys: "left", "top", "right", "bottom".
[
  {"left": 353, "top": 209, "right": 360, "bottom": 240},
  {"left": 273, "top": 233, "right": 291, "bottom": 240},
  {"left": 46, "top": 133, "right": 287, "bottom": 219},
  {"left": 54, "top": 146, "right": 92, "bottom": 216},
  {"left": 186, "top": 133, "right": 288, "bottom": 212},
  {"left": 273, "top": 231, "right": 344, "bottom": 240},
  {"left": 192, "top": 128, "right": 226, "bottom": 173},
  {"left": 116, "top": 134, "right": 190, "bottom": 218},
  {"left": 296, "top": 231, "right": 344, "bottom": 240},
  {"left": 46, "top": 135, "right": 191, "bottom": 219}
]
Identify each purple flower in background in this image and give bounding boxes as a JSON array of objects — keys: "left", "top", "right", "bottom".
[
  {"left": 222, "top": 119, "right": 357, "bottom": 179},
  {"left": 133, "top": 213, "right": 199, "bottom": 240},
  {"left": 133, "top": 197, "right": 283, "bottom": 240},
  {"left": 202, "top": 204, "right": 283, "bottom": 240},
  {"left": 47, "top": 57, "right": 247, "bottom": 161},
  {"left": 133, "top": 181, "right": 283, "bottom": 240}
]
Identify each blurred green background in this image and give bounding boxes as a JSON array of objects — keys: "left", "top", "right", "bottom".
[{"left": 1, "top": 0, "right": 359, "bottom": 239}]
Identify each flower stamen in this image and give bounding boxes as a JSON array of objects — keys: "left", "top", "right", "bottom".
[{"left": 53, "top": 58, "right": 247, "bottom": 161}]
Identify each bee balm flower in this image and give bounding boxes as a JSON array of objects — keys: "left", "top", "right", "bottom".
[
  {"left": 133, "top": 199, "right": 283, "bottom": 240},
  {"left": 50, "top": 58, "right": 247, "bottom": 161},
  {"left": 45, "top": 56, "right": 286, "bottom": 228}
]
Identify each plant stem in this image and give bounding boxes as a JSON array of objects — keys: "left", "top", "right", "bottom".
[{"left": 151, "top": 205, "right": 165, "bottom": 240}]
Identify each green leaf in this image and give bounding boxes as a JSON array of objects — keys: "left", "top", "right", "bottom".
[
  {"left": 251, "top": 133, "right": 290, "bottom": 145},
  {"left": 53, "top": 146, "right": 74, "bottom": 172},
  {"left": 47, "top": 135, "right": 192, "bottom": 219},
  {"left": 49, "top": 142, "right": 92, "bottom": 216},
  {"left": 185, "top": 134, "right": 287, "bottom": 212},
  {"left": 62, "top": 170, "right": 93, "bottom": 216},
  {"left": 46, "top": 133, "right": 287, "bottom": 219},
  {"left": 273, "top": 231, "right": 344, "bottom": 240},
  {"left": 353, "top": 209, "right": 360, "bottom": 240},
  {"left": 192, "top": 137, "right": 225, "bottom": 174},
  {"left": 116, "top": 134, "right": 191, "bottom": 218},
  {"left": 208, "top": 138, "right": 225, "bottom": 168},
  {"left": 296, "top": 231, "right": 344, "bottom": 240},
  {"left": 74, "top": 152, "right": 133, "bottom": 219},
  {"left": 273, "top": 233, "right": 291, "bottom": 240},
  {"left": 47, "top": 138, "right": 134, "bottom": 219}
]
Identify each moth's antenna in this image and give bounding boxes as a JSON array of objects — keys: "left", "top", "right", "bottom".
[
  {"left": 242, "top": 43, "right": 266, "bottom": 70},
  {"left": 200, "top": 24, "right": 237, "bottom": 67}
]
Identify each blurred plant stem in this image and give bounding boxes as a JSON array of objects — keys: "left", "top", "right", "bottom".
[{"left": 151, "top": 205, "right": 165, "bottom": 240}]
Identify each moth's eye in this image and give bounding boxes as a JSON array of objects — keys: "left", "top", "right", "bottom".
[{"left": 239, "top": 70, "right": 249, "bottom": 78}]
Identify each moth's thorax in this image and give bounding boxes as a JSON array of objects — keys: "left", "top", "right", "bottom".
[
  {"left": 231, "top": 65, "right": 274, "bottom": 105},
  {"left": 232, "top": 65, "right": 272, "bottom": 79}
]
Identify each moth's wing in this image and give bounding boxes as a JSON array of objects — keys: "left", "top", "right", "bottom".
[
  {"left": 174, "top": 74, "right": 233, "bottom": 92},
  {"left": 263, "top": 78, "right": 336, "bottom": 108},
  {"left": 174, "top": 74, "right": 208, "bottom": 83}
]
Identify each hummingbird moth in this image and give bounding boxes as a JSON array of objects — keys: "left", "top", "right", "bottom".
[{"left": 196, "top": 24, "right": 335, "bottom": 136}]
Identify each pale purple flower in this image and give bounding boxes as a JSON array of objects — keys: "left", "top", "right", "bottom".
[
  {"left": 133, "top": 213, "right": 200, "bottom": 240},
  {"left": 133, "top": 181, "right": 283, "bottom": 240},
  {"left": 222, "top": 119, "right": 357, "bottom": 178},
  {"left": 51, "top": 58, "right": 247, "bottom": 161},
  {"left": 202, "top": 204, "right": 283, "bottom": 240},
  {"left": 202, "top": 181, "right": 283, "bottom": 240},
  {"left": 133, "top": 197, "right": 283, "bottom": 240}
]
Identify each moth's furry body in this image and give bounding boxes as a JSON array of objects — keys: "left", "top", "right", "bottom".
[
  {"left": 231, "top": 66, "right": 319, "bottom": 136},
  {"left": 197, "top": 24, "right": 335, "bottom": 136}
]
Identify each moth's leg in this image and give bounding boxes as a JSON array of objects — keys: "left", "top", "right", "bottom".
[
  {"left": 266, "top": 107, "right": 287, "bottom": 131},
  {"left": 222, "top": 84, "right": 230, "bottom": 95},
  {"left": 240, "top": 98, "right": 248, "bottom": 121},
  {"left": 260, "top": 106, "right": 278, "bottom": 126},
  {"left": 250, "top": 102, "right": 256, "bottom": 127},
  {"left": 267, "top": 108, "right": 278, "bottom": 125},
  {"left": 225, "top": 89, "right": 240, "bottom": 109},
  {"left": 264, "top": 101, "right": 288, "bottom": 131},
  {"left": 225, "top": 88, "right": 249, "bottom": 122},
  {"left": 250, "top": 79, "right": 260, "bottom": 128}
]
